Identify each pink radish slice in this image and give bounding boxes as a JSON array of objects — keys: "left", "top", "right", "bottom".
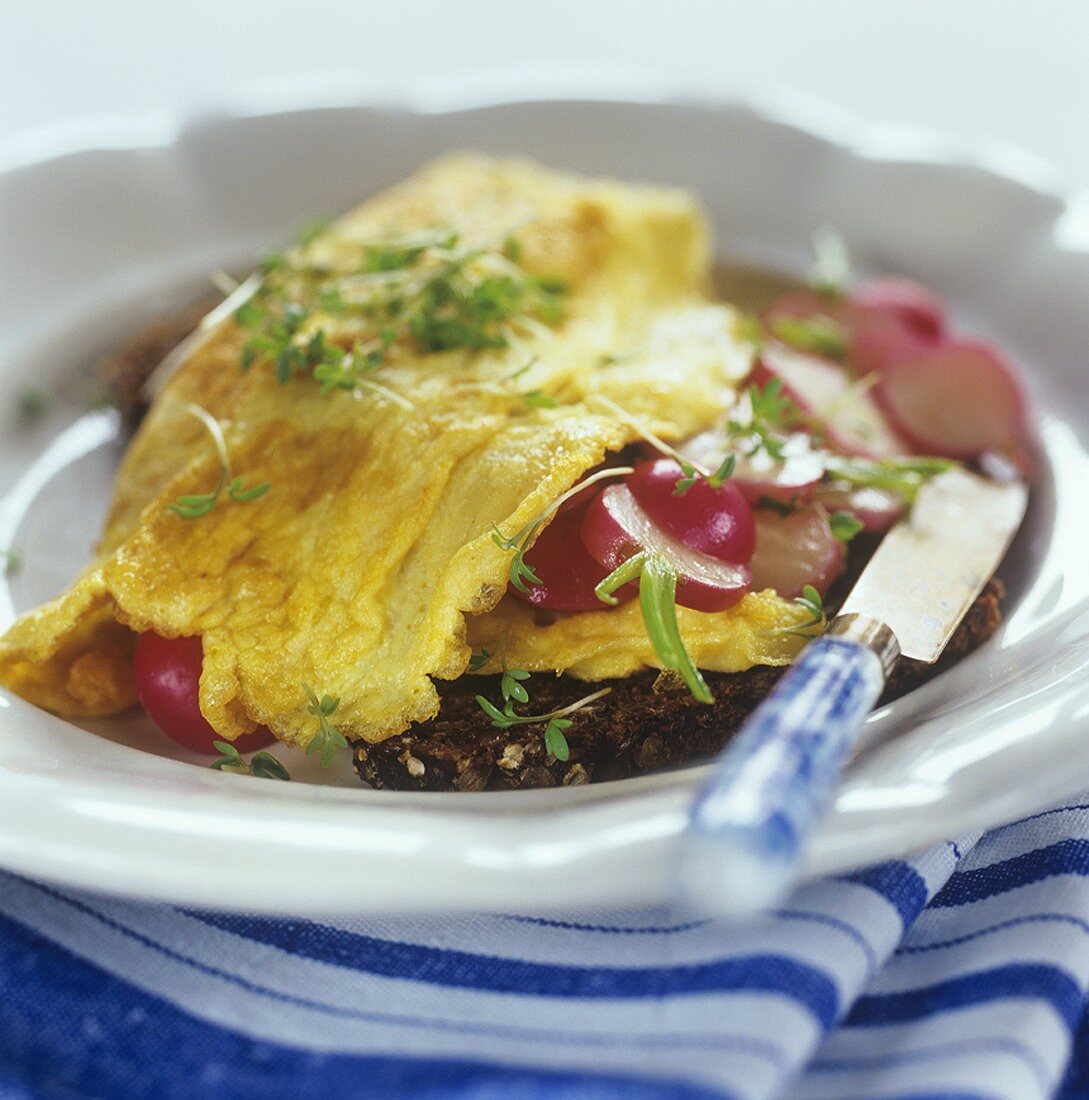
[
  {"left": 759, "top": 343, "right": 909, "bottom": 458},
  {"left": 749, "top": 506, "right": 847, "bottom": 599},
  {"left": 581, "top": 484, "right": 751, "bottom": 612},
  {"left": 851, "top": 278, "right": 946, "bottom": 342},
  {"left": 626, "top": 458, "right": 756, "bottom": 564},
  {"left": 875, "top": 340, "right": 1028, "bottom": 459},
  {"left": 514, "top": 502, "right": 636, "bottom": 612},
  {"left": 848, "top": 307, "right": 933, "bottom": 375},
  {"left": 817, "top": 483, "right": 904, "bottom": 533}
]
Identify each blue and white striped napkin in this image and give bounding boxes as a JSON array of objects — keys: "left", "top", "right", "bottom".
[{"left": 3, "top": 793, "right": 1089, "bottom": 1099}]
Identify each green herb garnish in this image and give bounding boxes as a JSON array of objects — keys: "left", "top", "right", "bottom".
[
  {"left": 520, "top": 390, "right": 556, "bottom": 410},
  {"left": 236, "top": 224, "right": 568, "bottom": 396},
  {"left": 829, "top": 511, "right": 864, "bottom": 542},
  {"left": 725, "top": 377, "right": 799, "bottom": 462},
  {"left": 673, "top": 453, "right": 736, "bottom": 497},
  {"left": 1, "top": 549, "right": 23, "bottom": 577},
  {"left": 468, "top": 648, "right": 492, "bottom": 672},
  {"left": 734, "top": 312, "right": 766, "bottom": 352},
  {"left": 823, "top": 455, "right": 953, "bottom": 505},
  {"left": 775, "top": 584, "right": 826, "bottom": 638},
  {"left": 594, "top": 550, "right": 713, "bottom": 704},
  {"left": 474, "top": 673, "right": 608, "bottom": 762},
  {"left": 169, "top": 404, "right": 270, "bottom": 519},
  {"left": 210, "top": 740, "right": 291, "bottom": 780},
  {"left": 303, "top": 683, "right": 348, "bottom": 766},
  {"left": 770, "top": 315, "right": 850, "bottom": 361}
]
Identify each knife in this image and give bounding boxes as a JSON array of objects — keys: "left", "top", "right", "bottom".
[{"left": 677, "top": 465, "right": 1028, "bottom": 916}]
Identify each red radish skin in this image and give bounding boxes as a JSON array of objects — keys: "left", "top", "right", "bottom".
[
  {"left": 749, "top": 507, "right": 847, "bottom": 598},
  {"left": 817, "top": 483, "right": 905, "bottom": 533},
  {"left": 515, "top": 502, "right": 636, "bottom": 612},
  {"left": 851, "top": 278, "right": 946, "bottom": 342},
  {"left": 875, "top": 340, "right": 1028, "bottom": 459},
  {"left": 133, "top": 633, "right": 274, "bottom": 755},
  {"left": 626, "top": 458, "right": 756, "bottom": 564},
  {"left": 581, "top": 484, "right": 752, "bottom": 612},
  {"left": 758, "top": 343, "right": 909, "bottom": 458}
]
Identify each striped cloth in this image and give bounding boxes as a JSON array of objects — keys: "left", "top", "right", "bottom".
[{"left": 4, "top": 797, "right": 1089, "bottom": 1098}]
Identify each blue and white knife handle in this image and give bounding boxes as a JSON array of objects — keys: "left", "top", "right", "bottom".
[{"left": 678, "top": 614, "right": 900, "bottom": 917}]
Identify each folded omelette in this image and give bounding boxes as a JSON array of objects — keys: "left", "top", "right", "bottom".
[{"left": 0, "top": 156, "right": 811, "bottom": 749}]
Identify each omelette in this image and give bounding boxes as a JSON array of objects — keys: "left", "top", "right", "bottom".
[{"left": 0, "top": 156, "right": 817, "bottom": 759}]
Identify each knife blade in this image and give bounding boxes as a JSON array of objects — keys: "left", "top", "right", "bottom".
[
  {"left": 678, "top": 466, "right": 1027, "bottom": 916},
  {"left": 839, "top": 466, "right": 1028, "bottom": 663}
]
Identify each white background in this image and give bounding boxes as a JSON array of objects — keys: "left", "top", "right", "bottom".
[{"left": 2, "top": 0, "right": 1088, "bottom": 188}]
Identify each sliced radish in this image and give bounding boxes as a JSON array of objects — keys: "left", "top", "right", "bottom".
[
  {"left": 875, "top": 340, "right": 1028, "bottom": 459},
  {"left": 817, "top": 482, "right": 904, "bottom": 533},
  {"left": 515, "top": 500, "right": 636, "bottom": 613},
  {"left": 851, "top": 278, "right": 946, "bottom": 342},
  {"left": 764, "top": 288, "right": 934, "bottom": 374},
  {"left": 626, "top": 458, "right": 756, "bottom": 564},
  {"left": 681, "top": 430, "right": 823, "bottom": 507},
  {"left": 749, "top": 506, "right": 847, "bottom": 599},
  {"left": 848, "top": 307, "right": 933, "bottom": 376},
  {"left": 759, "top": 343, "right": 909, "bottom": 458},
  {"left": 581, "top": 484, "right": 751, "bottom": 612}
]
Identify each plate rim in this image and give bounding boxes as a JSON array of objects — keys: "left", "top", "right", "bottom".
[{"left": 2, "top": 81, "right": 1088, "bottom": 913}]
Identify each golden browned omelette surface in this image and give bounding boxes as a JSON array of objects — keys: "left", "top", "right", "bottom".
[{"left": 0, "top": 156, "right": 810, "bottom": 747}]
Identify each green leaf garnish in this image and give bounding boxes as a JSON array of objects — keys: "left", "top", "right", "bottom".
[
  {"left": 168, "top": 404, "right": 270, "bottom": 520},
  {"left": 595, "top": 550, "right": 714, "bottom": 703},
  {"left": 2, "top": 548, "right": 23, "bottom": 577},
  {"left": 672, "top": 453, "right": 736, "bottom": 496},
  {"left": 829, "top": 511, "right": 864, "bottom": 542},
  {"left": 823, "top": 455, "right": 953, "bottom": 504},
  {"left": 725, "top": 377, "right": 799, "bottom": 463},
  {"left": 774, "top": 584, "right": 826, "bottom": 639},
  {"left": 303, "top": 682, "right": 348, "bottom": 766},
  {"left": 169, "top": 492, "right": 220, "bottom": 519},
  {"left": 543, "top": 718, "right": 571, "bottom": 762},
  {"left": 227, "top": 477, "right": 271, "bottom": 504},
  {"left": 637, "top": 553, "right": 714, "bottom": 704},
  {"left": 520, "top": 390, "right": 556, "bottom": 409},
  {"left": 501, "top": 666, "right": 531, "bottom": 706},
  {"left": 770, "top": 315, "right": 850, "bottom": 360},
  {"left": 210, "top": 740, "right": 291, "bottom": 780},
  {"left": 734, "top": 312, "right": 765, "bottom": 351},
  {"left": 468, "top": 648, "right": 491, "bottom": 672},
  {"left": 235, "top": 224, "right": 568, "bottom": 395},
  {"left": 594, "top": 550, "right": 647, "bottom": 607},
  {"left": 474, "top": 672, "right": 608, "bottom": 759}
]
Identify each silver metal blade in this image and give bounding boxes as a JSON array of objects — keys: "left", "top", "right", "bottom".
[{"left": 838, "top": 467, "right": 1028, "bottom": 663}]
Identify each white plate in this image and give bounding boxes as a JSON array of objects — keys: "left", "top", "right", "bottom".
[{"left": 1, "top": 86, "right": 1087, "bottom": 915}]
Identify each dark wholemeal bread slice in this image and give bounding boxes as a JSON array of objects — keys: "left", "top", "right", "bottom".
[
  {"left": 101, "top": 305, "right": 1007, "bottom": 794},
  {"left": 352, "top": 579, "right": 1003, "bottom": 792}
]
